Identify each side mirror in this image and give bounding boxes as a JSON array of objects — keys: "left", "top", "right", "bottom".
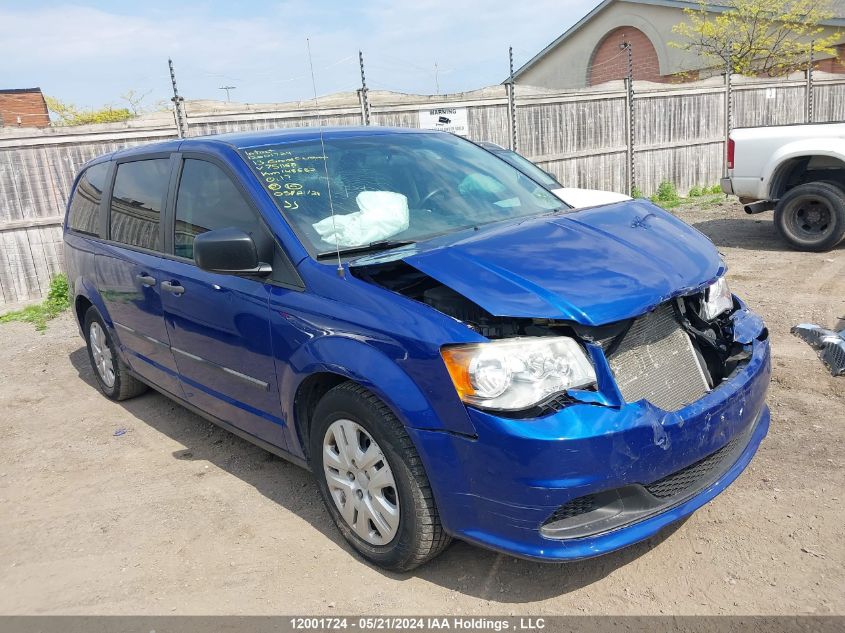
[{"left": 193, "top": 227, "right": 272, "bottom": 276}]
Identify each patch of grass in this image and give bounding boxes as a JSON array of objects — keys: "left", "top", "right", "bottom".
[
  {"left": 631, "top": 186, "right": 644, "bottom": 199},
  {"left": 650, "top": 180, "right": 681, "bottom": 208},
  {"left": 643, "top": 180, "right": 726, "bottom": 213},
  {"left": 0, "top": 274, "right": 70, "bottom": 332}
]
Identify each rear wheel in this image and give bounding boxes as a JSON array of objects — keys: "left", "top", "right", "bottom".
[
  {"left": 84, "top": 307, "right": 148, "bottom": 401},
  {"left": 310, "top": 382, "right": 451, "bottom": 571},
  {"left": 774, "top": 182, "right": 845, "bottom": 252}
]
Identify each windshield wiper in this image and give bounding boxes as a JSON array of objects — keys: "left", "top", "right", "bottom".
[{"left": 316, "top": 239, "right": 417, "bottom": 259}]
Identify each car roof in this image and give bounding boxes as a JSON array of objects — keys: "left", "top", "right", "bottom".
[{"left": 98, "top": 126, "right": 441, "bottom": 163}]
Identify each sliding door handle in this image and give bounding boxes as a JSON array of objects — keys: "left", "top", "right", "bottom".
[{"left": 161, "top": 281, "right": 185, "bottom": 296}]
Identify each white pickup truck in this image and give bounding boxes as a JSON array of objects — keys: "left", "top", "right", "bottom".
[{"left": 722, "top": 123, "right": 845, "bottom": 251}]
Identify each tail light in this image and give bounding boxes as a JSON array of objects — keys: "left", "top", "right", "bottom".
[{"left": 727, "top": 137, "right": 735, "bottom": 170}]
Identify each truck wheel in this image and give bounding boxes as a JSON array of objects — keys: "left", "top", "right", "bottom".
[
  {"left": 310, "top": 382, "right": 451, "bottom": 571},
  {"left": 84, "top": 307, "right": 148, "bottom": 401},
  {"left": 774, "top": 182, "right": 845, "bottom": 252}
]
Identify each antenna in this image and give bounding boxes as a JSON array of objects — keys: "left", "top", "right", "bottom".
[{"left": 306, "top": 37, "right": 344, "bottom": 278}]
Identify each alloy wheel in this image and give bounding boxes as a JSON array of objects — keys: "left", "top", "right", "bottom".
[{"left": 89, "top": 321, "right": 116, "bottom": 388}]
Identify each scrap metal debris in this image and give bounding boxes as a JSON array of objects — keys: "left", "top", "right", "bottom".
[{"left": 791, "top": 323, "right": 845, "bottom": 376}]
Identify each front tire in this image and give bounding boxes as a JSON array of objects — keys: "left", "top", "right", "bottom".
[
  {"left": 84, "top": 307, "right": 148, "bottom": 401},
  {"left": 310, "top": 382, "right": 451, "bottom": 571},
  {"left": 774, "top": 182, "right": 845, "bottom": 252}
]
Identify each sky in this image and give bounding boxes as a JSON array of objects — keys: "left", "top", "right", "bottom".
[{"left": 0, "top": 0, "right": 597, "bottom": 111}]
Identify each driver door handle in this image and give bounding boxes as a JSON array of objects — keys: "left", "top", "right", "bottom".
[
  {"left": 161, "top": 281, "right": 185, "bottom": 296},
  {"left": 136, "top": 274, "right": 156, "bottom": 287}
]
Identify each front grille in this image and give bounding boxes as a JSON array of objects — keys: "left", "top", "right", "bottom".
[
  {"left": 535, "top": 393, "right": 573, "bottom": 416},
  {"left": 607, "top": 303, "right": 710, "bottom": 411},
  {"left": 543, "top": 494, "right": 598, "bottom": 525},
  {"left": 644, "top": 435, "right": 740, "bottom": 499}
]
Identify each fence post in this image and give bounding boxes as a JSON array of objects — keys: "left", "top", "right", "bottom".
[
  {"left": 507, "top": 46, "right": 517, "bottom": 151},
  {"left": 623, "top": 43, "right": 635, "bottom": 196},
  {"left": 168, "top": 58, "right": 187, "bottom": 139},
  {"left": 806, "top": 41, "right": 815, "bottom": 123},
  {"left": 358, "top": 50, "right": 371, "bottom": 126},
  {"left": 723, "top": 43, "right": 732, "bottom": 179}
]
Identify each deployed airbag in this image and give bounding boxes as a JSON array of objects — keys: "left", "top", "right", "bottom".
[{"left": 312, "top": 191, "right": 409, "bottom": 247}]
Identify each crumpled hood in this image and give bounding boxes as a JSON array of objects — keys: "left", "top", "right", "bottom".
[{"left": 354, "top": 200, "right": 724, "bottom": 326}]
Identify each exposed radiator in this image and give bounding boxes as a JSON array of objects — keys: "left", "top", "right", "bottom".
[{"left": 607, "top": 303, "right": 710, "bottom": 412}]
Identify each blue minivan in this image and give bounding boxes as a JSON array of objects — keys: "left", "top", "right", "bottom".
[{"left": 64, "top": 127, "right": 771, "bottom": 571}]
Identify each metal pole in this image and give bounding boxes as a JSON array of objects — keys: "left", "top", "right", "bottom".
[
  {"left": 168, "top": 58, "right": 186, "bottom": 139},
  {"left": 806, "top": 40, "right": 815, "bottom": 123},
  {"left": 357, "top": 90, "right": 367, "bottom": 125},
  {"left": 508, "top": 46, "right": 517, "bottom": 151},
  {"left": 724, "top": 43, "right": 732, "bottom": 178},
  {"left": 623, "top": 43, "right": 635, "bottom": 196},
  {"left": 358, "top": 50, "right": 370, "bottom": 125}
]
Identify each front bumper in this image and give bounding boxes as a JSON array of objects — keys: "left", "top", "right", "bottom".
[{"left": 410, "top": 309, "right": 771, "bottom": 561}]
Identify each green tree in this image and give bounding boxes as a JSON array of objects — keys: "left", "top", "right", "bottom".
[
  {"left": 671, "top": 0, "right": 841, "bottom": 76},
  {"left": 45, "top": 96, "right": 133, "bottom": 126}
]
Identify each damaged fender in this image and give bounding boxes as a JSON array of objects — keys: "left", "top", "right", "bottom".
[{"left": 287, "top": 334, "right": 477, "bottom": 437}]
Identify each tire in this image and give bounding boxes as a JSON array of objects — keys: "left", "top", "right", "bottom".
[
  {"left": 774, "top": 181, "right": 845, "bottom": 252},
  {"left": 83, "top": 307, "right": 148, "bottom": 401},
  {"left": 310, "top": 382, "right": 451, "bottom": 571}
]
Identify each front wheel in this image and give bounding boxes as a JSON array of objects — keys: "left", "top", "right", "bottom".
[
  {"left": 774, "top": 182, "right": 845, "bottom": 252},
  {"left": 310, "top": 382, "right": 451, "bottom": 571}
]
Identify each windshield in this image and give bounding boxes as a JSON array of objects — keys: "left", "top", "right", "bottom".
[
  {"left": 490, "top": 149, "right": 562, "bottom": 189},
  {"left": 240, "top": 132, "right": 564, "bottom": 256}
]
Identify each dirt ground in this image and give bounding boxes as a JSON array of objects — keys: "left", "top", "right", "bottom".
[{"left": 0, "top": 199, "right": 843, "bottom": 615}]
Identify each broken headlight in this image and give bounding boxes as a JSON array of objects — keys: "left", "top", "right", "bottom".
[
  {"left": 702, "top": 276, "right": 733, "bottom": 321},
  {"left": 440, "top": 337, "right": 596, "bottom": 411}
]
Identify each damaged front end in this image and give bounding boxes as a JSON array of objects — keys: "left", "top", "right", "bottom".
[
  {"left": 353, "top": 255, "right": 771, "bottom": 559},
  {"left": 352, "top": 258, "right": 765, "bottom": 417}
]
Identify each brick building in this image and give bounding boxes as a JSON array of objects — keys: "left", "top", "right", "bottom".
[
  {"left": 0, "top": 88, "right": 50, "bottom": 128},
  {"left": 513, "top": 0, "right": 845, "bottom": 89}
]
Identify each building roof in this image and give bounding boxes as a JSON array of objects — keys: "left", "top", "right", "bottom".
[
  {"left": 0, "top": 87, "right": 44, "bottom": 94},
  {"left": 512, "top": 0, "right": 845, "bottom": 80}
]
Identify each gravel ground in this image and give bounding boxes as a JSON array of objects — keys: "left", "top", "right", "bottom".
[{"left": 0, "top": 199, "right": 843, "bottom": 615}]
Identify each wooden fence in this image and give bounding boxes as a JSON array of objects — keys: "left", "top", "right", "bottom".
[{"left": 2, "top": 73, "right": 844, "bottom": 306}]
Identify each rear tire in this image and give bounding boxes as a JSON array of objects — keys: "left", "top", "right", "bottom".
[
  {"left": 310, "top": 382, "right": 451, "bottom": 571},
  {"left": 84, "top": 307, "right": 148, "bottom": 401},
  {"left": 774, "top": 182, "right": 845, "bottom": 252}
]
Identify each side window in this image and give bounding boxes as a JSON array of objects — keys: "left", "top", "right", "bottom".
[
  {"left": 67, "top": 162, "right": 109, "bottom": 237},
  {"left": 109, "top": 159, "right": 170, "bottom": 251},
  {"left": 174, "top": 159, "right": 271, "bottom": 261}
]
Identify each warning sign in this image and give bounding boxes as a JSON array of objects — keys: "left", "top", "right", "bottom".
[{"left": 418, "top": 107, "right": 469, "bottom": 136}]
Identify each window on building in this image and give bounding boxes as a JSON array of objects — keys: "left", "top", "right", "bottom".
[
  {"left": 67, "top": 162, "right": 109, "bottom": 237},
  {"left": 109, "top": 159, "right": 170, "bottom": 251}
]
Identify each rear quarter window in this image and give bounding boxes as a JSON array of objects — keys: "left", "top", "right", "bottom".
[
  {"left": 109, "top": 158, "right": 170, "bottom": 251},
  {"left": 67, "top": 162, "right": 109, "bottom": 237}
]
